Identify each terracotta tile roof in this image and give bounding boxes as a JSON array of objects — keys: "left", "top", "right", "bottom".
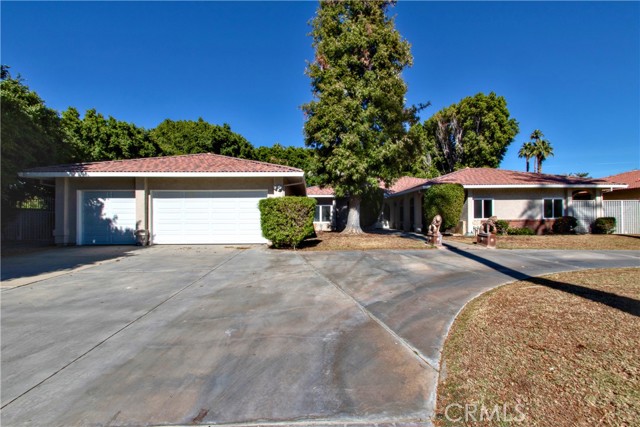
[
  {"left": 385, "top": 176, "right": 430, "bottom": 194},
  {"left": 306, "top": 185, "right": 335, "bottom": 196},
  {"left": 601, "top": 170, "right": 640, "bottom": 190},
  {"left": 383, "top": 168, "right": 624, "bottom": 197},
  {"left": 23, "top": 153, "right": 303, "bottom": 174},
  {"left": 429, "top": 168, "right": 616, "bottom": 186}
]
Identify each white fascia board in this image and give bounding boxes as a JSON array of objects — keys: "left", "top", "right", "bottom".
[
  {"left": 462, "top": 184, "right": 628, "bottom": 189},
  {"left": 19, "top": 171, "right": 305, "bottom": 178},
  {"left": 308, "top": 194, "right": 335, "bottom": 198}
]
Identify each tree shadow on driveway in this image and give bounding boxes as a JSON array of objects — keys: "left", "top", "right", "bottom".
[
  {"left": 443, "top": 243, "right": 640, "bottom": 318},
  {"left": 1, "top": 246, "right": 143, "bottom": 284}
]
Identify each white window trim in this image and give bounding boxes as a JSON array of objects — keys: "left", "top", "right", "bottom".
[
  {"left": 542, "top": 198, "right": 564, "bottom": 219},
  {"left": 314, "top": 205, "right": 333, "bottom": 223},
  {"left": 473, "top": 198, "right": 494, "bottom": 219}
]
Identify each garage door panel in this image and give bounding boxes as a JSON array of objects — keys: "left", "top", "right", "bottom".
[
  {"left": 151, "top": 191, "right": 267, "bottom": 244},
  {"left": 80, "top": 191, "right": 136, "bottom": 245}
]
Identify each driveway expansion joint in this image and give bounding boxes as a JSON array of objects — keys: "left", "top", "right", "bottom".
[
  {"left": 0, "top": 248, "right": 244, "bottom": 411},
  {"left": 298, "top": 252, "right": 440, "bottom": 373}
]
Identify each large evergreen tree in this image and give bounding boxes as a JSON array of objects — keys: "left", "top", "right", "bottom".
[{"left": 302, "top": 0, "right": 422, "bottom": 233}]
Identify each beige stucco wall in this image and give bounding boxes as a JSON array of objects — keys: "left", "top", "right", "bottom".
[
  {"left": 468, "top": 188, "right": 567, "bottom": 220},
  {"left": 603, "top": 188, "right": 640, "bottom": 200},
  {"left": 56, "top": 176, "right": 291, "bottom": 245}
]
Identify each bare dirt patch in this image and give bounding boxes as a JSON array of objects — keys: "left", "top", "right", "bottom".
[
  {"left": 296, "top": 230, "right": 431, "bottom": 251},
  {"left": 446, "top": 234, "right": 640, "bottom": 250},
  {"left": 436, "top": 268, "right": 640, "bottom": 426}
]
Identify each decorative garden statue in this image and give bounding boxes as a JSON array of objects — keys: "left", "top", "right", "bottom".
[
  {"left": 428, "top": 215, "right": 442, "bottom": 236},
  {"left": 426, "top": 214, "right": 443, "bottom": 246},
  {"left": 482, "top": 216, "right": 498, "bottom": 234},
  {"left": 477, "top": 215, "right": 498, "bottom": 248}
]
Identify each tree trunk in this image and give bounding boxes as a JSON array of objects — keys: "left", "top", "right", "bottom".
[
  {"left": 525, "top": 158, "right": 530, "bottom": 173},
  {"left": 342, "top": 195, "right": 364, "bottom": 234}
]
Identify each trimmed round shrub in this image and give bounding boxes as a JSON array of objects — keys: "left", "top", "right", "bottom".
[
  {"left": 552, "top": 216, "right": 578, "bottom": 234},
  {"left": 591, "top": 217, "right": 616, "bottom": 234},
  {"left": 258, "top": 196, "right": 316, "bottom": 248},
  {"left": 495, "top": 219, "right": 510, "bottom": 235},
  {"left": 507, "top": 227, "right": 535, "bottom": 235},
  {"left": 423, "top": 184, "right": 465, "bottom": 230}
]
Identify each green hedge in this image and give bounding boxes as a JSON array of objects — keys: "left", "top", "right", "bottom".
[
  {"left": 423, "top": 184, "right": 465, "bottom": 230},
  {"left": 258, "top": 197, "right": 316, "bottom": 248},
  {"left": 507, "top": 227, "right": 535, "bottom": 235},
  {"left": 552, "top": 216, "right": 578, "bottom": 234},
  {"left": 495, "top": 219, "right": 509, "bottom": 235},
  {"left": 591, "top": 217, "right": 616, "bottom": 234}
]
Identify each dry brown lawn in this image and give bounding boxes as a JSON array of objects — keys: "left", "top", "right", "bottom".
[
  {"left": 296, "top": 230, "right": 431, "bottom": 251},
  {"left": 436, "top": 268, "right": 640, "bottom": 427},
  {"left": 447, "top": 234, "right": 640, "bottom": 250}
]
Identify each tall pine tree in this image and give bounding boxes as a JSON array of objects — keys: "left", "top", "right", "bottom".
[{"left": 302, "top": 0, "right": 422, "bottom": 233}]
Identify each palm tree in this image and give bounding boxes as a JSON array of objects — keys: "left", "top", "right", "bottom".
[
  {"left": 532, "top": 139, "right": 554, "bottom": 173},
  {"left": 518, "top": 141, "right": 535, "bottom": 172},
  {"left": 527, "top": 129, "right": 554, "bottom": 173}
]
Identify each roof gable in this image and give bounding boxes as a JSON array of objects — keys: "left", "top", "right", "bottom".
[
  {"left": 601, "top": 170, "right": 640, "bottom": 190},
  {"left": 21, "top": 153, "right": 303, "bottom": 177}
]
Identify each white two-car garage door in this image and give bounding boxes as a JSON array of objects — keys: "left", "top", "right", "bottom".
[{"left": 151, "top": 190, "right": 267, "bottom": 244}]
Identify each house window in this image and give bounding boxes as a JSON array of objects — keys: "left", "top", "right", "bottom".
[
  {"left": 473, "top": 199, "right": 493, "bottom": 219},
  {"left": 544, "top": 199, "right": 563, "bottom": 218},
  {"left": 314, "top": 205, "right": 332, "bottom": 223}
]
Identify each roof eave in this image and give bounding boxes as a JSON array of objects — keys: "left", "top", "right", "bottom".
[{"left": 19, "top": 171, "right": 305, "bottom": 178}]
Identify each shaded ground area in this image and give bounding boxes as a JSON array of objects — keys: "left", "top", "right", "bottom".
[
  {"left": 447, "top": 234, "right": 640, "bottom": 250},
  {"left": 298, "top": 230, "right": 431, "bottom": 251},
  {"left": 0, "top": 245, "right": 143, "bottom": 287},
  {"left": 436, "top": 268, "right": 640, "bottom": 427}
]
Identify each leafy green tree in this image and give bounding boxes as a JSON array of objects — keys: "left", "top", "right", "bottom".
[
  {"left": 528, "top": 129, "right": 553, "bottom": 173},
  {"left": 60, "top": 107, "right": 157, "bottom": 162},
  {"left": 1, "top": 70, "right": 66, "bottom": 229},
  {"left": 150, "top": 118, "right": 254, "bottom": 159},
  {"left": 253, "top": 143, "right": 321, "bottom": 186},
  {"left": 302, "top": 0, "right": 423, "bottom": 234},
  {"left": 419, "top": 92, "right": 519, "bottom": 175},
  {"left": 518, "top": 141, "right": 535, "bottom": 173}
]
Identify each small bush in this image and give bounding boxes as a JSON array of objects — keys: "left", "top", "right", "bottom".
[
  {"left": 507, "top": 227, "right": 535, "bottom": 235},
  {"left": 495, "top": 219, "right": 509, "bottom": 235},
  {"left": 552, "top": 216, "right": 578, "bottom": 234},
  {"left": 423, "top": 184, "right": 465, "bottom": 230},
  {"left": 591, "top": 217, "right": 616, "bottom": 234},
  {"left": 258, "top": 197, "right": 316, "bottom": 248}
]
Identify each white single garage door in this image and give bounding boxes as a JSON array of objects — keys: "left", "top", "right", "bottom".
[
  {"left": 79, "top": 191, "right": 137, "bottom": 245},
  {"left": 151, "top": 190, "right": 267, "bottom": 244}
]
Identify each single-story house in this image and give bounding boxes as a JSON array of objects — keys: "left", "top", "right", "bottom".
[
  {"left": 19, "top": 153, "right": 306, "bottom": 245},
  {"left": 601, "top": 170, "right": 640, "bottom": 200},
  {"left": 306, "top": 185, "right": 356, "bottom": 232},
  {"left": 383, "top": 168, "right": 627, "bottom": 235}
]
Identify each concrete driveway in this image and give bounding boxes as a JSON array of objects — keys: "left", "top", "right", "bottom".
[{"left": 1, "top": 243, "right": 638, "bottom": 427}]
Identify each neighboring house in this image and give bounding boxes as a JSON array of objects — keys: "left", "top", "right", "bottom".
[
  {"left": 306, "top": 185, "right": 350, "bottom": 231},
  {"left": 19, "top": 153, "right": 306, "bottom": 245},
  {"left": 601, "top": 170, "right": 640, "bottom": 200},
  {"left": 383, "top": 168, "right": 627, "bottom": 235}
]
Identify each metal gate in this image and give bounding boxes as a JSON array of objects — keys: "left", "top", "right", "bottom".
[
  {"left": 570, "top": 200, "right": 596, "bottom": 234},
  {"left": 604, "top": 200, "right": 640, "bottom": 234}
]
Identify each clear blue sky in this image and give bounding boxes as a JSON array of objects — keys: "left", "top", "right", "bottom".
[{"left": 2, "top": 1, "right": 638, "bottom": 178}]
